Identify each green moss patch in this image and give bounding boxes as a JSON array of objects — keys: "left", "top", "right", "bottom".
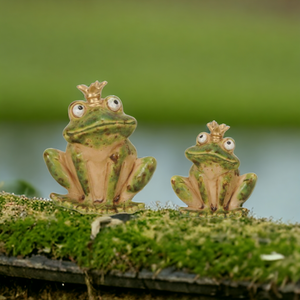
[{"left": 1, "top": 192, "right": 300, "bottom": 286}]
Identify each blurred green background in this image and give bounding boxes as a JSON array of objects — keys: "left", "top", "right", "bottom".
[{"left": 1, "top": 0, "right": 300, "bottom": 126}]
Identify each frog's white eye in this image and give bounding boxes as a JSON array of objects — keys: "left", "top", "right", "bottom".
[
  {"left": 197, "top": 132, "right": 208, "bottom": 144},
  {"left": 107, "top": 96, "right": 122, "bottom": 112},
  {"left": 72, "top": 104, "right": 86, "bottom": 118},
  {"left": 223, "top": 139, "right": 235, "bottom": 151}
]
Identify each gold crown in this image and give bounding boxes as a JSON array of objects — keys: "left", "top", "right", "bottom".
[
  {"left": 207, "top": 120, "right": 230, "bottom": 142},
  {"left": 77, "top": 80, "right": 108, "bottom": 106}
]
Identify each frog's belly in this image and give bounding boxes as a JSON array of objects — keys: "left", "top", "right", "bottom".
[
  {"left": 201, "top": 172, "right": 239, "bottom": 209},
  {"left": 65, "top": 142, "right": 137, "bottom": 202},
  {"left": 86, "top": 154, "right": 136, "bottom": 201}
]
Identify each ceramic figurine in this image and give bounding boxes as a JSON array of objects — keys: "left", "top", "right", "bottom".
[
  {"left": 44, "top": 81, "right": 156, "bottom": 214},
  {"left": 171, "top": 121, "right": 257, "bottom": 214}
]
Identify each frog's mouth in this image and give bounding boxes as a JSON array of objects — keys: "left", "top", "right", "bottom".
[
  {"left": 196, "top": 153, "right": 238, "bottom": 165},
  {"left": 186, "top": 151, "right": 239, "bottom": 167},
  {"left": 66, "top": 120, "right": 136, "bottom": 137}
]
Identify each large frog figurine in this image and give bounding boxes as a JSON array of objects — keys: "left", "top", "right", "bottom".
[
  {"left": 171, "top": 121, "right": 257, "bottom": 214},
  {"left": 44, "top": 81, "right": 156, "bottom": 214}
]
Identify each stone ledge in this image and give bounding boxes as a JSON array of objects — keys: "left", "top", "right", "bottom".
[{"left": 0, "top": 254, "right": 299, "bottom": 299}]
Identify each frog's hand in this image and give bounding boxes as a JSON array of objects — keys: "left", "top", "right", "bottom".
[
  {"left": 227, "top": 173, "right": 257, "bottom": 210},
  {"left": 44, "top": 148, "right": 72, "bottom": 190},
  {"left": 171, "top": 175, "right": 204, "bottom": 210},
  {"left": 118, "top": 156, "right": 157, "bottom": 203}
]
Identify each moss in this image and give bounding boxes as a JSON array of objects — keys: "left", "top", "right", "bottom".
[{"left": 1, "top": 192, "right": 300, "bottom": 285}]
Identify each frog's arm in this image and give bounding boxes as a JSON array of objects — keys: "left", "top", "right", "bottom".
[
  {"left": 228, "top": 173, "right": 257, "bottom": 210},
  {"left": 189, "top": 166, "right": 208, "bottom": 208},
  {"left": 105, "top": 149, "right": 128, "bottom": 205},
  {"left": 117, "top": 155, "right": 156, "bottom": 203},
  {"left": 103, "top": 141, "right": 139, "bottom": 204},
  {"left": 218, "top": 171, "right": 236, "bottom": 208},
  {"left": 68, "top": 144, "right": 90, "bottom": 196}
]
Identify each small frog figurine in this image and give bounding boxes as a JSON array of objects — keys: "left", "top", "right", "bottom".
[
  {"left": 44, "top": 81, "right": 156, "bottom": 214},
  {"left": 171, "top": 121, "right": 257, "bottom": 214}
]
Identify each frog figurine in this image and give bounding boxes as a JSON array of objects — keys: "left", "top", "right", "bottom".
[
  {"left": 171, "top": 121, "right": 257, "bottom": 215},
  {"left": 44, "top": 81, "right": 156, "bottom": 214}
]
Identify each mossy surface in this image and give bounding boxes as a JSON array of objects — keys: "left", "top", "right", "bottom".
[{"left": 1, "top": 192, "right": 300, "bottom": 286}]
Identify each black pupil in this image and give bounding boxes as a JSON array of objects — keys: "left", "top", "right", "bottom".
[
  {"left": 78, "top": 105, "right": 83, "bottom": 110},
  {"left": 227, "top": 141, "right": 231, "bottom": 145},
  {"left": 200, "top": 135, "right": 203, "bottom": 138},
  {"left": 114, "top": 100, "right": 119, "bottom": 105}
]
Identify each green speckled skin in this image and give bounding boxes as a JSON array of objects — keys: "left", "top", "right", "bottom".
[
  {"left": 63, "top": 102, "right": 137, "bottom": 148},
  {"left": 44, "top": 82, "right": 156, "bottom": 214},
  {"left": 171, "top": 121, "right": 257, "bottom": 214}
]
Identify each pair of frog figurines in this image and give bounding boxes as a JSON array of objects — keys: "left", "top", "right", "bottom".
[{"left": 44, "top": 81, "right": 257, "bottom": 215}]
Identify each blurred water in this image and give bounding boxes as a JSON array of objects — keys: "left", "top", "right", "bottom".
[{"left": 1, "top": 121, "right": 300, "bottom": 223}]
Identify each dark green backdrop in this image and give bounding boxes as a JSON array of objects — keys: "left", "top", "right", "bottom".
[{"left": 1, "top": 0, "right": 299, "bottom": 126}]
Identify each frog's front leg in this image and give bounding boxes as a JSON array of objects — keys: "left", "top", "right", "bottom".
[
  {"left": 226, "top": 173, "right": 257, "bottom": 210},
  {"left": 171, "top": 174, "right": 204, "bottom": 210},
  {"left": 104, "top": 151, "right": 129, "bottom": 206},
  {"left": 43, "top": 148, "right": 83, "bottom": 202},
  {"left": 68, "top": 143, "right": 91, "bottom": 200},
  {"left": 118, "top": 157, "right": 156, "bottom": 203}
]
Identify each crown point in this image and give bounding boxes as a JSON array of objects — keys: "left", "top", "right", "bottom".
[
  {"left": 77, "top": 80, "right": 108, "bottom": 105},
  {"left": 207, "top": 120, "right": 230, "bottom": 142}
]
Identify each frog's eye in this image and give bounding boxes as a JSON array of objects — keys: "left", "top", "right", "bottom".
[
  {"left": 223, "top": 139, "right": 235, "bottom": 151},
  {"left": 72, "top": 104, "right": 86, "bottom": 118},
  {"left": 197, "top": 132, "right": 208, "bottom": 144},
  {"left": 107, "top": 96, "right": 122, "bottom": 112}
]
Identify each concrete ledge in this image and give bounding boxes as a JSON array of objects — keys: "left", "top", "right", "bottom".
[{"left": 0, "top": 254, "right": 299, "bottom": 299}]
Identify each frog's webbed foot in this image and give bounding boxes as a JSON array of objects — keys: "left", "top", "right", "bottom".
[
  {"left": 51, "top": 192, "right": 110, "bottom": 214},
  {"left": 118, "top": 157, "right": 156, "bottom": 203},
  {"left": 50, "top": 192, "right": 139, "bottom": 214},
  {"left": 171, "top": 175, "right": 204, "bottom": 210},
  {"left": 226, "top": 173, "right": 257, "bottom": 210},
  {"left": 50, "top": 192, "right": 85, "bottom": 211}
]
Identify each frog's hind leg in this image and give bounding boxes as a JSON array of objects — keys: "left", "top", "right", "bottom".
[
  {"left": 43, "top": 148, "right": 83, "bottom": 203},
  {"left": 171, "top": 175, "right": 204, "bottom": 210},
  {"left": 226, "top": 173, "right": 257, "bottom": 210},
  {"left": 117, "top": 157, "right": 157, "bottom": 206}
]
